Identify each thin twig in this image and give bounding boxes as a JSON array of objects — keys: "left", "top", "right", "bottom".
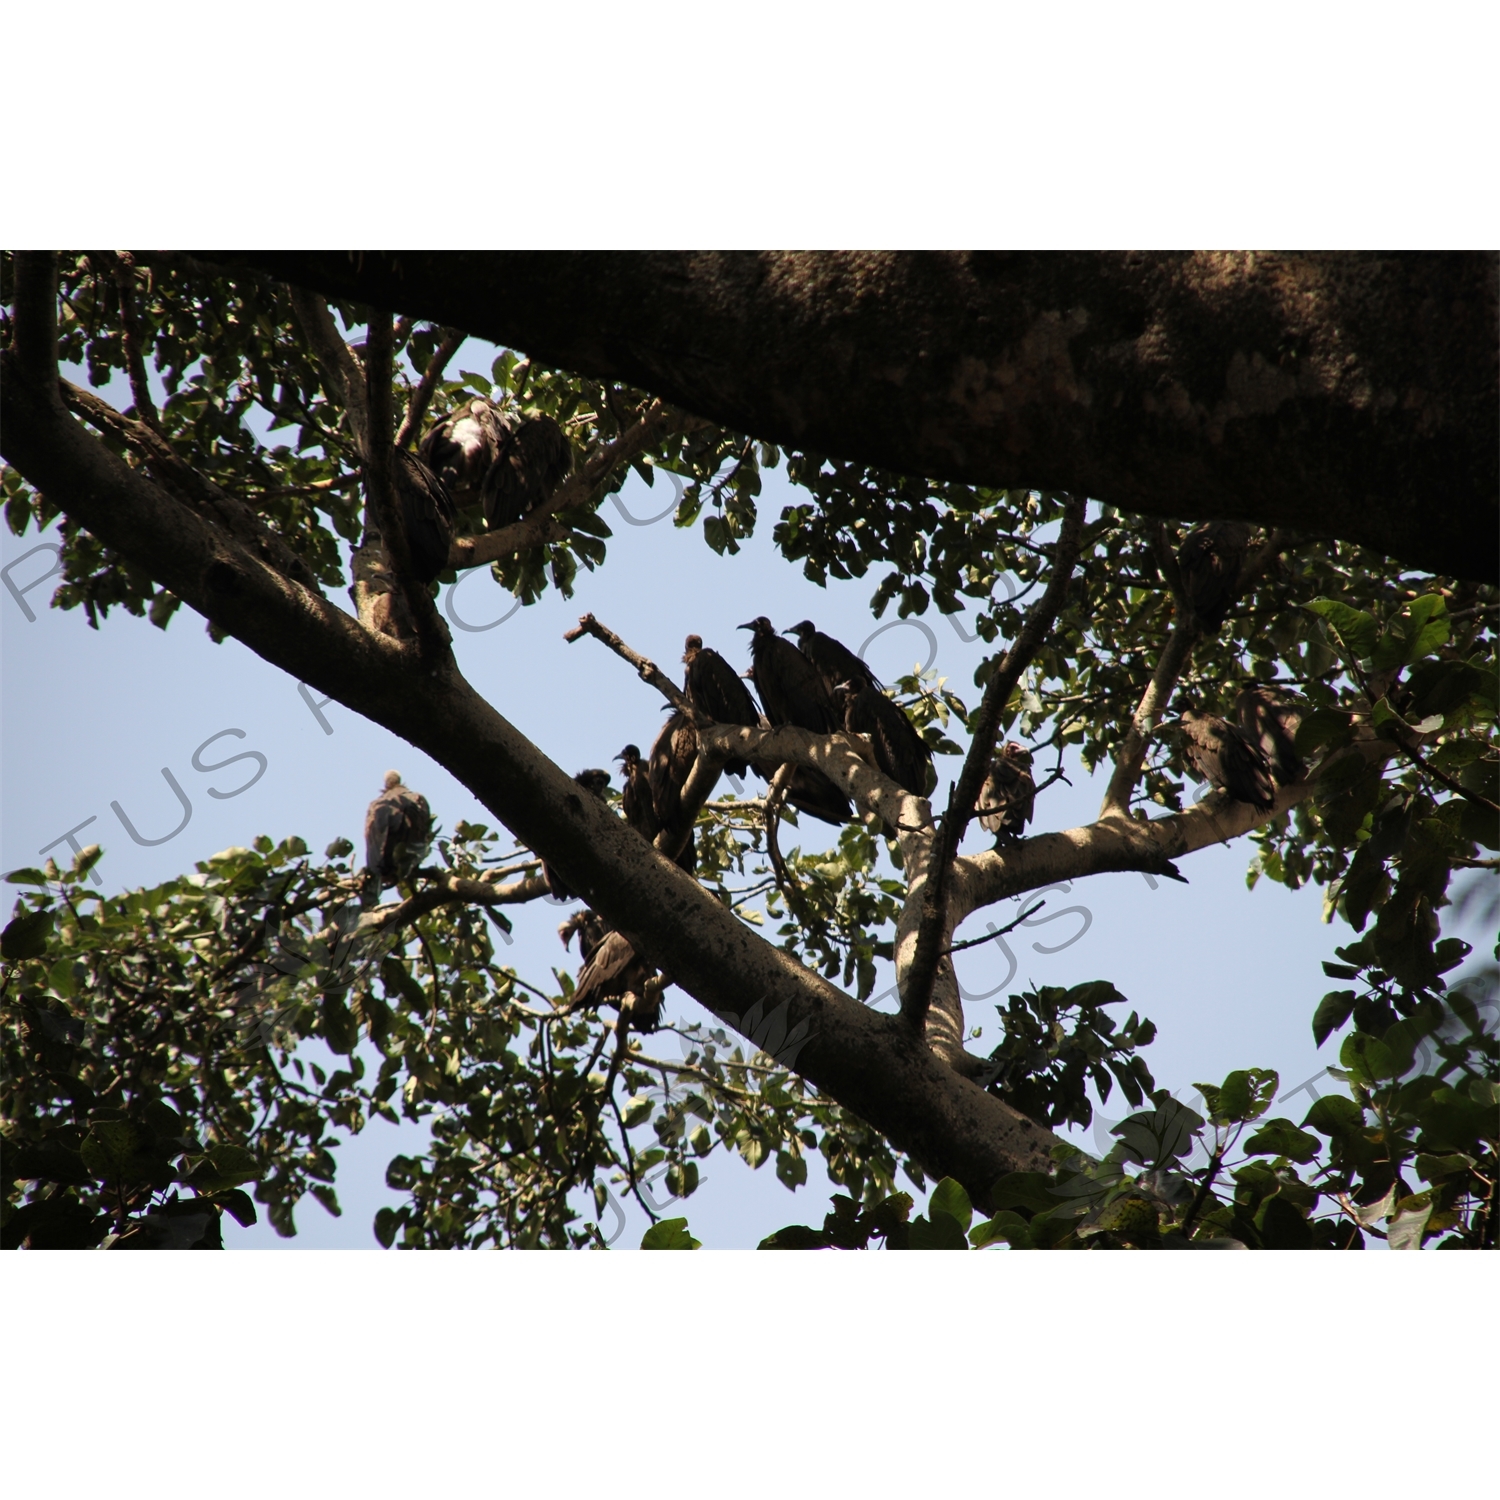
[
  {"left": 395, "top": 327, "right": 466, "bottom": 449},
  {"left": 108, "top": 253, "right": 161, "bottom": 430},
  {"left": 943, "top": 900, "right": 1045, "bottom": 955}
]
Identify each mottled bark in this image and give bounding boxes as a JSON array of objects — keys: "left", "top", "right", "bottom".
[{"left": 216, "top": 251, "right": 1497, "bottom": 581}]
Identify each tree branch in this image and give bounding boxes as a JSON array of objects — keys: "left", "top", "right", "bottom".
[
  {"left": 11, "top": 252, "right": 60, "bottom": 397},
  {"left": 449, "top": 399, "right": 678, "bottom": 570},
  {"left": 362, "top": 309, "right": 450, "bottom": 660},
  {"left": 563, "top": 611, "right": 698, "bottom": 720},
  {"left": 1099, "top": 618, "right": 1199, "bottom": 816},
  {"left": 288, "top": 286, "right": 369, "bottom": 452},
  {"left": 361, "top": 871, "right": 550, "bottom": 938},
  {"left": 1394, "top": 738, "right": 1500, "bottom": 816},
  {"left": 60, "top": 378, "right": 324, "bottom": 594},
  {"left": 957, "top": 734, "right": 1394, "bottom": 919},
  {"left": 106, "top": 252, "right": 162, "bottom": 430},
  {"left": 901, "top": 493, "right": 1088, "bottom": 1031},
  {"left": 395, "top": 327, "right": 466, "bottom": 449}
]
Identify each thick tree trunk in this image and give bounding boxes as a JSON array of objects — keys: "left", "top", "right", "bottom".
[{"left": 219, "top": 251, "right": 1498, "bottom": 581}]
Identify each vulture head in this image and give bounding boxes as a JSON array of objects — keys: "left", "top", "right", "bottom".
[{"left": 737, "top": 616, "right": 777, "bottom": 640}]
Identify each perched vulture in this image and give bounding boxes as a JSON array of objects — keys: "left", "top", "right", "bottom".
[
  {"left": 481, "top": 414, "right": 573, "bottom": 530},
  {"left": 391, "top": 447, "right": 457, "bottom": 585},
  {"left": 571, "top": 930, "right": 660, "bottom": 1031},
  {"left": 558, "top": 907, "right": 611, "bottom": 966},
  {"left": 647, "top": 713, "right": 698, "bottom": 875},
  {"left": 542, "top": 768, "right": 611, "bottom": 902},
  {"left": 835, "top": 680, "right": 934, "bottom": 796},
  {"left": 1177, "top": 521, "right": 1254, "bottom": 632},
  {"left": 418, "top": 398, "right": 511, "bottom": 512},
  {"left": 682, "top": 634, "right": 762, "bottom": 778},
  {"left": 977, "top": 743, "right": 1036, "bottom": 840},
  {"left": 739, "top": 616, "right": 840, "bottom": 734},
  {"left": 782, "top": 767, "right": 856, "bottom": 826},
  {"left": 787, "top": 620, "right": 881, "bottom": 695},
  {"left": 1176, "top": 710, "right": 1277, "bottom": 811},
  {"left": 616, "top": 743, "right": 661, "bottom": 842},
  {"left": 1234, "top": 683, "right": 1308, "bottom": 786},
  {"left": 364, "top": 771, "right": 433, "bottom": 889},
  {"left": 744, "top": 664, "right": 853, "bottom": 824}
]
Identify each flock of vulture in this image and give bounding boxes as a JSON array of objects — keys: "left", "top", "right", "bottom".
[{"left": 363, "top": 392, "right": 1302, "bottom": 1025}]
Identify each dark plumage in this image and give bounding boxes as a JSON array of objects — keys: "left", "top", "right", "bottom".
[
  {"left": 836, "top": 680, "right": 933, "bottom": 796},
  {"left": 1177, "top": 521, "right": 1253, "bottom": 632},
  {"left": 647, "top": 713, "right": 697, "bottom": 875},
  {"left": 1177, "top": 710, "right": 1276, "bottom": 811},
  {"left": 481, "top": 414, "right": 573, "bottom": 529},
  {"left": 418, "top": 398, "right": 511, "bottom": 512},
  {"left": 392, "top": 447, "right": 457, "bottom": 584},
  {"left": 787, "top": 620, "right": 881, "bottom": 695},
  {"left": 364, "top": 770, "right": 432, "bottom": 889},
  {"left": 542, "top": 768, "right": 611, "bottom": 902},
  {"left": 571, "top": 931, "right": 660, "bottom": 1031},
  {"left": 682, "top": 634, "right": 762, "bottom": 778},
  {"left": 617, "top": 743, "right": 661, "bottom": 842},
  {"left": 782, "top": 767, "right": 855, "bottom": 826},
  {"left": 977, "top": 743, "right": 1036, "bottom": 840},
  {"left": 558, "top": 907, "right": 611, "bottom": 965},
  {"left": 744, "top": 664, "right": 853, "bottom": 824},
  {"left": 1234, "top": 684, "right": 1308, "bottom": 786},
  {"left": 739, "top": 617, "right": 840, "bottom": 734}
]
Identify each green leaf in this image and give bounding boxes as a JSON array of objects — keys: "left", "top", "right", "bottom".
[
  {"left": 1312, "top": 989, "right": 1357, "bottom": 1047},
  {"left": 1340, "top": 1031, "right": 1398, "bottom": 1084},
  {"left": 187, "top": 1143, "right": 259, "bottom": 1191},
  {"left": 621, "top": 1096, "right": 653, "bottom": 1128},
  {"left": 1303, "top": 598, "right": 1379, "bottom": 660},
  {"left": 987, "top": 1171, "right": 1063, "bottom": 1215},
  {"left": 1413, "top": 1152, "right": 1473, "bottom": 1182},
  {"left": 969, "top": 1210, "right": 1032, "bottom": 1249},
  {"left": 758, "top": 1224, "right": 828, "bottom": 1250},
  {"left": 1302, "top": 1095, "right": 1364, "bottom": 1137},
  {"left": 3, "top": 867, "right": 51, "bottom": 887},
  {"left": 928, "top": 1177, "right": 973, "bottom": 1232},
  {"left": 374, "top": 1206, "right": 400, "bottom": 1249},
  {"left": 1, "top": 907, "right": 55, "bottom": 961},
  {"left": 216, "top": 1188, "right": 258, "bottom": 1227},
  {"left": 1243, "top": 1118, "right": 1322, "bottom": 1164},
  {"left": 1386, "top": 1193, "right": 1433, "bottom": 1251},
  {"left": 1256, "top": 1195, "right": 1313, "bottom": 1249},
  {"left": 641, "top": 1217, "right": 700, "bottom": 1250},
  {"left": 906, "top": 1211, "right": 970, "bottom": 1249},
  {"left": 1209, "top": 1068, "right": 1278, "bottom": 1123}
]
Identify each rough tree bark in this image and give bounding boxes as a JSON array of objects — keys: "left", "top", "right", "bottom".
[{"left": 215, "top": 251, "right": 1498, "bottom": 582}]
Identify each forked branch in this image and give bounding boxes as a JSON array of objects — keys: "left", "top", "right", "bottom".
[{"left": 901, "top": 493, "right": 1088, "bottom": 1030}]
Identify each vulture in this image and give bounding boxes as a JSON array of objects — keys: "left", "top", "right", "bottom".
[
  {"left": 616, "top": 743, "right": 661, "bottom": 842},
  {"left": 647, "top": 713, "right": 698, "bottom": 875},
  {"left": 1177, "top": 521, "right": 1254, "bottom": 632},
  {"left": 541, "top": 768, "right": 611, "bottom": 902},
  {"left": 683, "top": 634, "right": 762, "bottom": 778},
  {"left": 835, "top": 680, "right": 934, "bottom": 796},
  {"left": 481, "top": 414, "right": 574, "bottom": 530},
  {"left": 744, "top": 664, "right": 853, "bottom": 825},
  {"left": 391, "top": 447, "right": 457, "bottom": 585},
  {"left": 418, "top": 398, "right": 511, "bottom": 512},
  {"left": 977, "top": 743, "right": 1036, "bottom": 841},
  {"left": 558, "top": 907, "right": 611, "bottom": 966},
  {"left": 781, "top": 767, "right": 856, "bottom": 826},
  {"left": 739, "top": 617, "right": 840, "bottom": 734},
  {"left": 1176, "top": 710, "right": 1277, "bottom": 811},
  {"left": 787, "top": 620, "right": 881, "bottom": 696},
  {"left": 571, "top": 931, "right": 660, "bottom": 1031},
  {"left": 364, "top": 771, "right": 433, "bottom": 889},
  {"left": 1234, "top": 683, "right": 1308, "bottom": 786}
]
